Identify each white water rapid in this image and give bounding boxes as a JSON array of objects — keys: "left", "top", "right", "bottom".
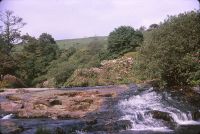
[{"left": 118, "top": 87, "right": 200, "bottom": 131}]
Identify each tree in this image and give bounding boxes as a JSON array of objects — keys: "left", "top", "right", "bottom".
[
  {"left": 108, "top": 26, "right": 143, "bottom": 57},
  {"left": 138, "top": 26, "right": 146, "bottom": 33},
  {"left": 21, "top": 33, "right": 37, "bottom": 44},
  {"left": 148, "top": 24, "right": 159, "bottom": 31},
  {"left": 39, "top": 33, "right": 56, "bottom": 44},
  {"left": 0, "top": 36, "right": 16, "bottom": 76},
  {"left": 16, "top": 33, "right": 59, "bottom": 86},
  {"left": 135, "top": 11, "right": 200, "bottom": 88},
  {"left": 0, "top": 10, "right": 26, "bottom": 53}
]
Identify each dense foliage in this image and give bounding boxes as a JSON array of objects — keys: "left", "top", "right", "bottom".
[
  {"left": 135, "top": 11, "right": 200, "bottom": 88},
  {"left": 44, "top": 38, "right": 106, "bottom": 87},
  {"left": 108, "top": 26, "right": 143, "bottom": 58},
  {"left": 0, "top": 10, "right": 199, "bottom": 89},
  {"left": 16, "top": 34, "right": 59, "bottom": 86}
]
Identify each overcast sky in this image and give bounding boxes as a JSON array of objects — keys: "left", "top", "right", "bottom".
[{"left": 0, "top": 0, "right": 199, "bottom": 40}]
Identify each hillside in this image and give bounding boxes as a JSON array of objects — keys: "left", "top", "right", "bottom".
[
  {"left": 13, "top": 36, "right": 108, "bottom": 52},
  {"left": 56, "top": 36, "right": 108, "bottom": 49}
]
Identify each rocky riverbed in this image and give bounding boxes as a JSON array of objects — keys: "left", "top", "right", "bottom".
[
  {"left": 0, "top": 85, "right": 200, "bottom": 134},
  {"left": 0, "top": 85, "right": 130, "bottom": 134}
]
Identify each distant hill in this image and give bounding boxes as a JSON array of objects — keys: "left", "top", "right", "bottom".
[
  {"left": 56, "top": 36, "right": 108, "bottom": 49},
  {"left": 13, "top": 36, "right": 108, "bottom": 52}
]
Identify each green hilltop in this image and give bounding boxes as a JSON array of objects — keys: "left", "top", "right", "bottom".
[{"left": 56, "top": 36, "right": 108, "bottom": 50}]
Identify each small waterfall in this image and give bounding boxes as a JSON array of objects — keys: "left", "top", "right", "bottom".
[
  {"left": 1, "top": 114, "right": 14, "bottom": 120},
  {"left": 118, "top": 87, "right": 200, "bottom": 131}
]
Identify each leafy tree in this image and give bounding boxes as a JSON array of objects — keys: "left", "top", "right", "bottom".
[
  {"left": 0, "top": 36, "right": 16, "bottom": 77},
  {"left": 0, "top": 11, "right": 25, "bottom": 78},
  {"left": 0, "top": 10, "right": 26, "bottom": 53},
  {"left": 138, "top": 26, "right": 147, "bottom": 33},
  {"left": 21, "top": 33, "right": 37, "bottom": 44},
  {"left": 108, "top": 26, "right": 143, "bottom": 58},
  {"left": 16, "top": 34, "right": 59, "bottom": 86},
  {"left": 39, "top": 33, "right": 56, "bottom": 44},
  {"left": 148, "top": 24, "right": 159, "bottom": 31},
  {"left": 135, "top": 11, "right": 200, "bottom": 88}
]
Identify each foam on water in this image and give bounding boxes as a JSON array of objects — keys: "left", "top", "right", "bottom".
[
  {"left": 1, "top": 114, "right": 14, "bottom": 120},
  {"left": 118, "top": 87, "right": 200, "bottom": 131}
]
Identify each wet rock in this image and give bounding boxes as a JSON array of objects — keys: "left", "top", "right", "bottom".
[
  {"left": 119, "top": 130, "right": 175, "bottom": 134},
  {"left": 192, "top": 111, "right": 200, "bottom": 121},
  {"left": 85, "top": 119, "right": 98, "bottom": 126},
  {"left": 0, "top": 89, "right": 5, "bottom": 92},
  {"left": 98, "top": 93, "right": 113, "bottom": 97},
  {"left": 105, "top": 120, "right": 132, "bottom": 131},
  {"left": 150, "top": 110, "right": 174, "bottom": 122},
  {"left": 0, "top": 89, "right": 111, "bottom": 119},
  {"left": 6, "top": 95, "right": 22, "bottom": 101},
  {"left": 0, "top": 101, "right": 22, "bottom": 112},
  {"left": 34, "top": 103, "right": 48, "bottom": 110},
  {"left": 59, "top": 92, "right": 79, "bottom": 97},
  {"left": 72, "top": 98, "right": 94, "bottom": 111},
  {"left": 49, "top": 99, "right": 62, "bottom": 106},
  {"left": 167, "top": 88, "right": 200, "bottom": 108},
  {"left": 175, "top": 124, "right": 200, "bottom": 134},
  {"left": 0, "top": 86, "right": 128, "bottom": 134},
  {"left": 150, "top": 110, "right": 176, "bottom": 129},
  {"left": 83, "top": 120, "right": 132, "bottom": 132},
  {"left": 54, "top": 127, "right": 66, "bottom": 134},
  {"left": 0, "top": 120, "right": 23, "bottom": 134}
]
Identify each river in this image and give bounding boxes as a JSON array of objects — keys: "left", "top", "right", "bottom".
[{"left": 1, "top": 85, "right": 200, "bottom": 134}]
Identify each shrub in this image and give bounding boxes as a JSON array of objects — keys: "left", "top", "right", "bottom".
[
  {"left": 2, "top": 74, "right": 26, "bottom": 88},
  {"left": 108, "top": 26, "right": 143, "bottom": 58},
  {"left": 135, "top": 11, "right": 200, "bottom": 88}
]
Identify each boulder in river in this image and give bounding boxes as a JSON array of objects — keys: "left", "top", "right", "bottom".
[
  {"left": 192, "top": 111, "right": 200, "bottom": 121},
  {"left": 83, "top": 119, "right": 132, "bottom": 132},
  {"left": 149, "top": 110, "right": 176, "bottom": 128}
]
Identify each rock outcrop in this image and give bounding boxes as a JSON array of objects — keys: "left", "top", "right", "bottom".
[
  {"left": 0, "top": 86, "right": 127, "bottom": 119},
  {"left": 65, "top": 56, "right": 138, "bottom": 87}
]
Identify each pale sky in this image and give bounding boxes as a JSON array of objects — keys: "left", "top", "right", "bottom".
[{"left": 0, "top": 0, "right": 199, "bottom": 40}]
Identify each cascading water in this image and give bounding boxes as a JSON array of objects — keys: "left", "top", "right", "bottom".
[{"left": 118, "top": 87, "right": 200, "bottom": 131}]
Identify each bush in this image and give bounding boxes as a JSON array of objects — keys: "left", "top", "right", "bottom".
[
  {"left": 0, "top": 80, "right": 7, "bottom": 92},
  {"left": 135, "top": 11, "right": 200, "bottom": 88},
  {"left": 108, "top": 26, "right": 143, "bottom": 58},
  {"left": 2, "top": 74, "right": 26, "bottom": 88}
]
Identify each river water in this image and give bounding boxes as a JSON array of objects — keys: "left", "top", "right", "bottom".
[
  {"left": 1, "top": 85, "right": 200, "bottom": 134},
  {"left": 118, "top": 86, "right": 200, "bottom": 133}
]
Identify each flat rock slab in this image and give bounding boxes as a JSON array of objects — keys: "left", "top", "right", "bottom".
[{"left": 0, "top": 85, "right": 128, "bottom": 119}]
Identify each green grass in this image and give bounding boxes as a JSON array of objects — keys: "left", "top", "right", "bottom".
[{"left": 56, "top": 36, "right": 107, "bottom": 50}]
